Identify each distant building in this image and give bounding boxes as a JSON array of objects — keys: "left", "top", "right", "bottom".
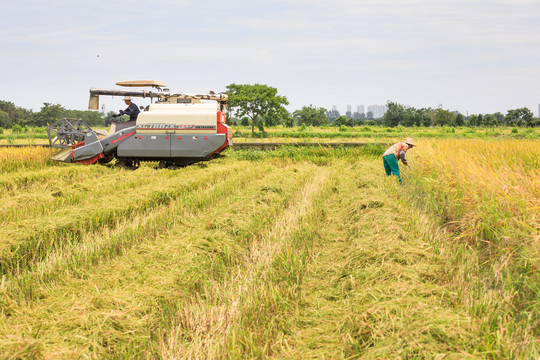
[
  {"left": 357, "top": 105, "right": 365, "bottom": 114},
  {"left": 538, "top": 104, "right": 540, "bottom": 118},
  {"left": 327, "top": 105, "right": 340, "bottom": 122},
  {"left": 346, "top": 104, "right": 352, "bottom": 117},
  {"left": 368, "top": 104, "right": 387, "bottom": 118},
  {"left": 379, "top": 104, "right": 388, "bottom": 118}
]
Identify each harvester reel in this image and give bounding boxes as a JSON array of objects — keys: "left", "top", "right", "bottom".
[{"left": 48, "top": 118, "right": 93, "bottom": 148}]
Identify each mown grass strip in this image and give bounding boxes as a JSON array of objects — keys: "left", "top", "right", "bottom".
[
  {"left": 0, "top": 166, "right": 137, "bottom": 225},
  {"left": 0, "top": 162, "right": 246, "bottom": 276},
  {"left": 1, "top": 161, "right": 271, "bottom": 302},
  {"left": 222, "top": 167, "right": 334, "bottom": 358},
  {"left": 145, "top": 164, "right": 333, "bottom": 358}
]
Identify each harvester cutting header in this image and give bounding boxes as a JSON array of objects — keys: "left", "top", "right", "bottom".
[{"left": 48, "top": 80, "right": 232, "bottom": 168}]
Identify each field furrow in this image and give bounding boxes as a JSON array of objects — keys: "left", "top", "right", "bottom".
[
  {"left": 153, "top": 164, "right": 334, "bottom": 358},
  {"left": 274, "top": 160, "right": 482, "bottom": 358}
]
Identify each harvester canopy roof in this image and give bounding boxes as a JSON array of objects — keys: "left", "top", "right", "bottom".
[{"left": 116, "top": 80, "right": 167, "bottom": 88}]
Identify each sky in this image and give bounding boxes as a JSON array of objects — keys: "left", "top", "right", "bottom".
[{"left": 1, "top": 0, "right": 539, "bottom": 116}]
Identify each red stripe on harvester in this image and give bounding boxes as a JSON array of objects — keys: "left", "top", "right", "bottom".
[{"left": 112, "top": 132, "right": 134, "bottom": 144}]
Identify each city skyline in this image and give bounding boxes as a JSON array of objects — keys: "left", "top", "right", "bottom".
[{"left": 329, "top": 103, "right": 540, "bottom": 118}]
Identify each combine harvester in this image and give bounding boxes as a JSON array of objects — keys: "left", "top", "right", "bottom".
[{"left": 48, "top": 80, "right": 232, "bottom": 168}]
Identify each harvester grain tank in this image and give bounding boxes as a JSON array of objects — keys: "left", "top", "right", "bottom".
[{"left": 48, "top": 80, "right": 232, "bottom": 168}]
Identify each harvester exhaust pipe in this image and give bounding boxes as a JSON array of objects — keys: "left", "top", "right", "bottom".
[{"left": 88, "top": 94, "right": 100, "bottom": 111}]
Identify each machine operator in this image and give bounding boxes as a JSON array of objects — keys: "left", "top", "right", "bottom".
[{"left": 113, "top": 96, "right": 140, "bottom": 122}]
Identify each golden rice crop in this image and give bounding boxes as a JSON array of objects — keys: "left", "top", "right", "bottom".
[
  {"left": 0, "top": 147, "right": 57, "bottom": 173},
  {"left": 410, "top": 139, "right": 539, "bottom": 248},
  {"left": 402, "top": 138, "right": 539, "bottom": 358}
]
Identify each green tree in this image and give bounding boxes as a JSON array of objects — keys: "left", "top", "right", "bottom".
[
  {"left": 505, "top": 108, "right": 534, "bottom": 127},
  {"left": 65, "top": 110, "right": 105, "bottom": 127},
  {"left": 455, "top": 113, "right": 465, "bottom": 126},
  {"left": 333, "top": 115, "right": 353, "bottom": 127},
  {"left": 352, "top": 112, "right": 366, "bottom": 124},
  {"left": 0, "top": 101, "right": 17, "bottom": 118},
  {"left": 0, "top": 100, "right": 34, "bottom": 127},
  {"left": 326, "top": 109, "right": 340, "bottom": 122},
  {"left": 263, "top": 114, "right": 282, "bottom": 127},
  {"left": 468, "top": 114, "right": 478, "bottom": 127},
  {"left": 382, "top": 101, "right": 405, "bottom": 127},
  {"left": 493, "top": 112, "right": 504, "bottom": 125},
  {"left": 284, "top": 116, "right": 295, "bottom": 128},
  {"left": 433, "top": 108, "right": 455, "bottom": 126},
  {"left": 420, "top": 108, "right": 434, "bottom": 127},
  {"left": 484, "top": 114, "right": 497, "bottom": 127},
  {"left": 402, "top": 107, "right": 424, "bottom": 127},
  {"left": 226, "top": 84, "right": 289, "bottom": 135},
  {"left": 0, "top": 110, "right": 12, "bottom": 128},
  {"left": 477, "top": 114, "right": 484, "bottom": 126},
  {"left": 33, "top": 103, "right": 65, "bottom": 127},
  {"left": 293, "top": 105, "right": 329, "bottom": 126}
]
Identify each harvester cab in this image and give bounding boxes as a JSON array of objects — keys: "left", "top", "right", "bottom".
[{"left": 48, "top": 80, "right": 232, "bottom": 168}]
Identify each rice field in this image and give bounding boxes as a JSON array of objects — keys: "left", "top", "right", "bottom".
[
  {"left": 0, "top": 141, "right": 538, "bottom": 359},
  {"left": 1, "top": 125, "right": 538, "bottom": 146}
]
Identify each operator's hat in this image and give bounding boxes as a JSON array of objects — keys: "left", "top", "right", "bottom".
[
  {"left": 124, "top": 96, "right": 132, "bottom": 101},
  {"left": 404, "top": 137, "right": 416, "bottom": 146}
]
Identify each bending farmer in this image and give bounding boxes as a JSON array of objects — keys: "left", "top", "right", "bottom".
[
  {"left": 382, "top": 138, "right": 415, "bottom": 182},
  {"left": 113, "top": 96, "right": 140, "bottom": 122}
]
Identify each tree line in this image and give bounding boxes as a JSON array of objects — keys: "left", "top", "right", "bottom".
[
  {"left": 2, "top": 84, "right": 539, "bottom": 133},
  {"left": 225, "top": 85, "right": 539, "bottom": 134},
  {"left": 380, "top": 102, "right": 538, "bottom": 128},
  {"left": 0, "top": 101, "right": 105, "bottom": 129}
]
